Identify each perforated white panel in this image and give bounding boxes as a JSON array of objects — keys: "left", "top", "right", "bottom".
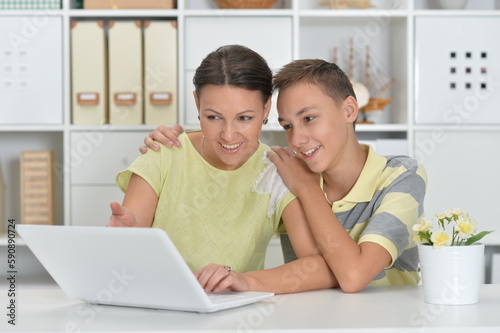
[
  {"left": 0, "top": 16, "right": 63, "bottom": 124},
  {"left": 415, "top": 17, "right": 500, "bottom": 124}
]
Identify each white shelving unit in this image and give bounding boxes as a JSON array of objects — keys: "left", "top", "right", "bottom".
[{"left": 1, "top": 0, "right": 500, "bottom": 280}]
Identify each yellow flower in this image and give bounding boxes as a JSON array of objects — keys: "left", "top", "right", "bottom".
[
  {"left": 435, "top": 212, "right": 447, "bottom": 220},
  {"left": 444, "top": 208, "right": 464, "bottom": 219},
  {"left": 456, "top": 218, "right": 477, "bottom": 240},
  {"left": 412, "top": 218, "right": 432, "bottom": 243},
  {"left": 417, "top": 208, "right": 492, "bottom": 247},
  {"left": 431, "top": 230, "right": 452, "bottom": 248}
]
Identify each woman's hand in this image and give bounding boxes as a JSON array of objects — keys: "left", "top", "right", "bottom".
[
  {"left": 139, "top": 124, "right": 185, "bottom": 154},
  {"left": 194, "top": 264, "right": 249, "bottom": 293},
  {"left": 267, "top": 146, "right": 320, "bottom": 197},
  {"left": 107, "top": 202, "right": 138, "bottom": 227}
]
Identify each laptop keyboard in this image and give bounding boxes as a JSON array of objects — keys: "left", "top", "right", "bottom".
[{"left": 207, "top": 291, "right": 244, "bottom": 303}]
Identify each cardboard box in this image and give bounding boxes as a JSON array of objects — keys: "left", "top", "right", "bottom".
[
  {"left": 84, "top": 0, "right": 175, "bottom": 9},
  {"left": 0, "top": 0, "right": 60, "bottom": 9}
]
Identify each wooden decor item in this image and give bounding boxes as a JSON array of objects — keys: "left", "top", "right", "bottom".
[
  {"left": 20, "top": 151, "right": 54, "bottom": 225},
  {"left": 319, "top": 0, "right": 374, "bottom": 9},
  {"left": 83, "top": 0, "right": 175, "bottom": 9},
  {"left": 214, "top": 0, "right": 277, "bottom": 9}
]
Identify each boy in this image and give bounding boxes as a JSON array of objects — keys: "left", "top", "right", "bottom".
[{"left": 268, "top": 59, "right": 427, "bottom": 292}]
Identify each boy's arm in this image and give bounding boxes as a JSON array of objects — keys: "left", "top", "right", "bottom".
[
  {"left": 267, "top": 147, "right": 393, "bottom": 293},
  {"left": 290, "top": 185, "right": 392, "bottom": 293},
  {"left": 243, "top": 254, "right": 338, "bottom": 293},
  {"left": 280, "top": 198, "right": 320, "bottom": 258},
  {"left": 140, "top": 124, "right": 185, "bottom": 153}
]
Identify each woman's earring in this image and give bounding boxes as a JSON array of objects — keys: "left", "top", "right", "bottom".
[
  {"left": 263, "top": 118, "right": 268, "bottom": 125},
  {"left": 198, "top": 115, "right": 200, "bottom": 120}
]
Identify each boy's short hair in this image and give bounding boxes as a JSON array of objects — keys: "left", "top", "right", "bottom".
[{"left": 273, "top": 59, "right": 357, "bottom": 106}]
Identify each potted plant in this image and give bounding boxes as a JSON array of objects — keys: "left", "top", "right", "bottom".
[{"left": 413, "top": 208, "right": 493, "bottom": 305}]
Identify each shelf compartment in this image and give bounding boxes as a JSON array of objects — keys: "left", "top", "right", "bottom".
[
  {"left": 414, "top": 129, "right": 500, "bottom": 235},
  {"left": 0, "top": 132, "right": 64, "bottom": 232},
  {"left": 299, "top": 15, "right": 408, "bottom": 125},
  {"left": 183, "top": 15, "right": 293, "bottom": 127},
  {"left": 69, "top": 131, "right": 149, "bottom": 185}
]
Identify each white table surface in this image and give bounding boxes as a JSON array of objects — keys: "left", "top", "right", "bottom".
[{"left": 2, "top": 285, "right": 500, "bottom": 333}]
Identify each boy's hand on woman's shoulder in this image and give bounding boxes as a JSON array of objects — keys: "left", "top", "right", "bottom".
[
  {"left": 139, "top": 124, "right": 185, "bottom": 154},
  {"left": 268, "top": 146, "right": 320, "bottom": 197}
]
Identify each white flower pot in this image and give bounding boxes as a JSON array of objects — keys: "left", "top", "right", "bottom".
[{"left": 417, "top": 243, "right": 484, "bottom": 305}]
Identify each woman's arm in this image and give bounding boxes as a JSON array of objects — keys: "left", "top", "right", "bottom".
[
  {"left": 195, "top": 254, "right": 337, "bottom": 294},
  {"left": 108, "top": 174, "right": 159, "bottom": 228}
]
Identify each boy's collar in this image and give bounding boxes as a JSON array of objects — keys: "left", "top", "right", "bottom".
[{"left": 331, "top": 144, "right": 387, "bottom": 203}]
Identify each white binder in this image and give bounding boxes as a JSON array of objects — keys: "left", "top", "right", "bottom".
[
  {"left": 108, "top": 20, "right": 143, "bottom": 125},
  {"left": 144, "top": 20, "right": 178, "bottom": 125},
  {"left": 71, "top": 20, "right": 107, "bottom": 125}
]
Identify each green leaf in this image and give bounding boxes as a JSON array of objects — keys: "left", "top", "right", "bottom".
[
  {"left": 465, "top": 231, "right": 494, "bottom": 245},
  {"left": 418, "top": 231, "right": 433, "bottom": 244}
]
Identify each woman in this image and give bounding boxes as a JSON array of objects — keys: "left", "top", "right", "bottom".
[{"left": 109, "top": 45, "right": 335, "bottom": 293}]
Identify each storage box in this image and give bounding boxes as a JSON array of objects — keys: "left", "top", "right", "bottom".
[
  {"left": 84, "top": 0, "right": 175, "bottom": 9},
  {"left": 0, "top": 1, "right": 60, "bottom": 9},
  {"left": 71, "top": 20, "right": 107, "bottom": 125}
]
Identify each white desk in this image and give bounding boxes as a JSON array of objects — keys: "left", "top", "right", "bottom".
[{"left": 2, "top": 285, "right": 500, "bottom": 333}]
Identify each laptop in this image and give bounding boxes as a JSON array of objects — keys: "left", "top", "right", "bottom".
[{"left": 16, "top": 225, "right": 274, "bottom": 313}]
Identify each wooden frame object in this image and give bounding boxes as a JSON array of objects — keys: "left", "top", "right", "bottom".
[
  {"left": 20, "top": 151, "right": 54, "bottom": 225},
  {"left": 84, "top": 0, "right": 175, "bottom": 9}
]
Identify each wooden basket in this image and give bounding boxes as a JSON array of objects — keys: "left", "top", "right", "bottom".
[
  {"left": 84, "top": 0, "right": 175, "bottom": 9},
  {"left": 214, "top": 0, "right": 277, "bottom": 9}
]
